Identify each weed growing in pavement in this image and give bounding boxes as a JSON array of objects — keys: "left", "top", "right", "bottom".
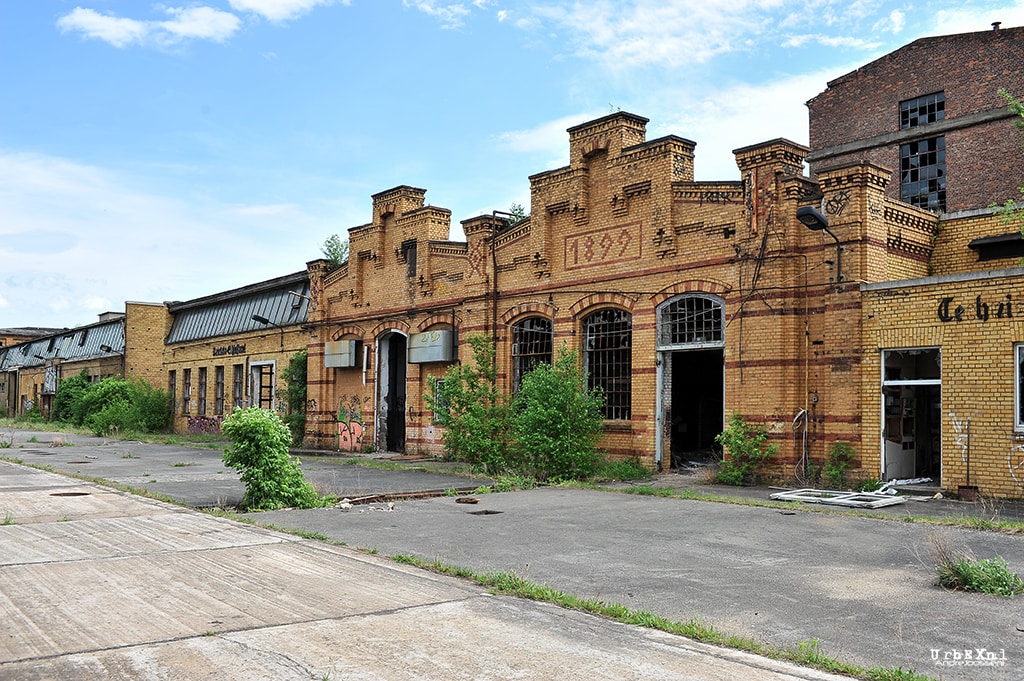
[
  {"left": 2, "top": 511, "right": 14, "bottom": 525},
  {"left": 172, "top": 461, "right": 198, "bottom": 467},
  {"left": 0, "top": 431, "right": 13, "bottom": 448},
  {"left": 472, "top": 485, "right": 492, "bottom": 495},
  {"left": 592, "top": 457, "right": 650, "bottom": 481},
  {"left": 121, "top": 452, "right": 138, "bottom": 459},
  {"left": 930, "top": 532, "right": 1024, "bottom": 596},
  {"left": 27, "top": 436, "right": 38, "bottom": 443},
  {"left": 444, "top": 487, "right": 458, "bottom": 497}
]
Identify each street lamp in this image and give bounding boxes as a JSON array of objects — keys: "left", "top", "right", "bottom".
[
  {"left": 797, "top": 205, "right": 843, "bottom": 284},
  {"left": 252, "top": 314, "right": 284, "bottom": 350}
]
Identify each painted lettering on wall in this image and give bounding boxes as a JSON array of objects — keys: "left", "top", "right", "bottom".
[
  {"left": 564, "top": 221, "right": 641, "bottom": 270},
  {"left": 213, "top": 344, "right": 246, "bottom": 356},
  {"left": 937, "top": 295, "right": 1014, "bottom": 323}
]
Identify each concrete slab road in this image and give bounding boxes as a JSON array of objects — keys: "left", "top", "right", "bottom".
[{"left": 0, "top": 461, "right": 853, "bottom": 680}]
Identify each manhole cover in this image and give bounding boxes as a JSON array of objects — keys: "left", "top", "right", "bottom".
[
  {"left": 50, "top": 492, "right": 90, "bottom": 497},
  {"left": 467, "top": 509, "right": 503, "bottom": 515}
]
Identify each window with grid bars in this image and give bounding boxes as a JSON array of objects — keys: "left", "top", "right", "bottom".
[
  {"left": 168, "top": 370, "right": 176, "bottom": 414},
  {"left": 198, "top": 367, "right": 207, "bottom": 416},
  {"left": 182, "top": 368, "right": 191, "bottom": 415},
  {"left": 899, "top": 92, "right": 944, "bottom": 129},
  {"left": 657, "top": 295, "right": 723, "bottom": 349},
  {"left": 233, "top": 364, "right": 244, "bottom": 408},
  {"left": 215, "top": 365, "right": 225, "bottom": 416},
  {"left": 511, "top": 317, "right": 553, "bottom": 392},
  {"left": 582, "top": 309, "right": 631, "bottom": 420},
  {"left": 900, "top": 136, "right": 946, "bottom": 211}
]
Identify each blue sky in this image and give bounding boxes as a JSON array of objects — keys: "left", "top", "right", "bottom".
[{"left": 2, "top": 1, "right": 1023, "bottom": 330}]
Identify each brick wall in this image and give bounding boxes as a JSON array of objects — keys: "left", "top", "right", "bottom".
[{"left": 807, "top": 25, "right": 1024, "bottom": 212}]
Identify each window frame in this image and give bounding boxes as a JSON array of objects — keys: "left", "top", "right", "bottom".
[
  {"left": 582, "top": 308, "right": 632, "bottom": 421},
  {"left": 511, "top": 316, "right": 554, "bottom": 393}
]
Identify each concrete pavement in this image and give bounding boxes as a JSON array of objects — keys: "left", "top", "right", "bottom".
[
  {"left": 1, "top": 460, "right": 853, "bottom": 680},
  {"left": 2, "top": 426, "right": 1023, "bottom": 679}
]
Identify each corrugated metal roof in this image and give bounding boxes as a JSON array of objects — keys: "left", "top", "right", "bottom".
[
  {"left": 0, "top": 319, "right": 125, "bottom": 371},
  {"left": 166, "top": 272, "right": 310, "bottom": 344}
]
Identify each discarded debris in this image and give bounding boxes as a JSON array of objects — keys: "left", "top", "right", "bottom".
[
  {"left": 455, "top": 497, "right": 479, "bottom": 504},
  {"left": 769, "top": 488, "right": 907, "bottom": 509}
]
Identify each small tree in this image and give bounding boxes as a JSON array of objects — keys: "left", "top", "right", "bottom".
[
  {"left": 427, "top": 335, "right": 511, "bottom": 475},
  {"left": 321, "top": 234, "right": 349, "bottom": 269},
  {"left": 281, "top": 349, "right": 307, "bottom": 445},
  {"left": 714, "top": 413, "right": 777, "bottom": 485},
  {"left": 221, "top": 406, "right": 324, "bottom": 511},
  {"left": 512, "top": 347, "right": 604, "bottom": 482}
]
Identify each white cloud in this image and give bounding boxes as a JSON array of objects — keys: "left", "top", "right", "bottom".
[
  {"left": 403, "top": 1, "right": 472, "bottom": 29},
  {"left": 57, "top": 5, "right": 240, "bottom": 48},
  {"left": 0, "top": 152, "right": 329, "bottom": 328},
  {"left": 228, "top": 0, "right": 340, "bottom": 23},
  {"left": 160, "top": 7, "right": 241, "bottom": 42},
  {"left": 56, "top": 8, "right": 149, "bottom": 48},
  {"left": 931, "top": 2, "right": 1024, "bottom": 35}
]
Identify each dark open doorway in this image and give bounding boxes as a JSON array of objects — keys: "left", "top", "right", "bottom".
[
  {"left": 669, "top": 348, "right": 724, "bottom": 467},
  {"left": 379, "top": 333, "right": 407, "bottom": 453}
]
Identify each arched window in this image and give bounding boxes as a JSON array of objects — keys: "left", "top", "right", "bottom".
[
  {"left": 583, "top": 309, "right": 632, "bottom": 420},
  {"left": 657, "top": 295, "right": 724, "bottom": 350},
  {"left": 511, "top": 317, "right": 552, "bottom": 392}
]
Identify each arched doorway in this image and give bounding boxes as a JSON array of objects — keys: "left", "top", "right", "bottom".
[
  {"left": 655, "top": 294, "right": 725, "bottom": 469},
  {"left": 377, "top": 331, "right": 407, "bottom": 453}
]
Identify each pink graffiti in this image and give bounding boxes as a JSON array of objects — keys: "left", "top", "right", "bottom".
[{"left": 338, "top": 420, "right": 365, "bottom": 452}]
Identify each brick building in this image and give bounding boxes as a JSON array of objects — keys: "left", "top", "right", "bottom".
[
  {"left": 806, "top": 23, "right": 1024, "bottom": 213},
  {"left": 162, "top": 271, "right": 311, "bottom": 433},
  {"left": 304, "top": 24, "right": 1024, "bottom": 498},
  {"left": 0, "top": 305, "right": 164, "bottom": 418}
]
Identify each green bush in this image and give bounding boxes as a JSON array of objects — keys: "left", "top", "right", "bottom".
[
  {"left": 512, "top": 348, "right": 604, "bottom": 482},
  {"left": 937, "top": 556, "right": 1024, "bottom": 596},
  {"left": 713, "top": 413, "right": 776, "bottom": 485},
  {"left": 77, "top": 378, "right": 170, "bottom": 436},
  {"left": 52, "top": 370, "right": 92, "bottom": 423},
  {"left": 221, "top": 406, "right": 325, "bottom": 511},
  {"left": 824, "top": 442, "right": 855, "bottom": 489},
  {"left": 427, "top": 335, "right": 512, "bottom": 475}
]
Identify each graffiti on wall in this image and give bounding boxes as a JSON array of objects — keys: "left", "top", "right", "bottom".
[
  {"left": 337, "top": 394, "right": 370, "bottom": 452},
  {"left": 948, "top": 411, "right": 972, "bottom": 468},
  {"left": 1010, "top": 439, "right": 1024, "bottom": 492}
]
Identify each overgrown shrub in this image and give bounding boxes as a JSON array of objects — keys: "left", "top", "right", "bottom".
[
  {"left": 52, "top": 370, "right": 91, "bottom": 423},
  {"left": 713, "top": 413, "right": 776, "bottom": 485},
  {"left": 221, "top": 406, "right": 325, "bottom": 511},
  {"left": 512, "top": 348, "right": 604, "bottom": 482},
  {"left": 86, "top": 379, "right": 170, "bottom": 436},
  {"left": 427, "top": 335, "right": 512, "bottom": 475}
]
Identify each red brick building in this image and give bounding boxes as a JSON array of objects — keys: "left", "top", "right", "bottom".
[{"left": 806, "top": 23, "right": 1024, "bottom": 213}]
